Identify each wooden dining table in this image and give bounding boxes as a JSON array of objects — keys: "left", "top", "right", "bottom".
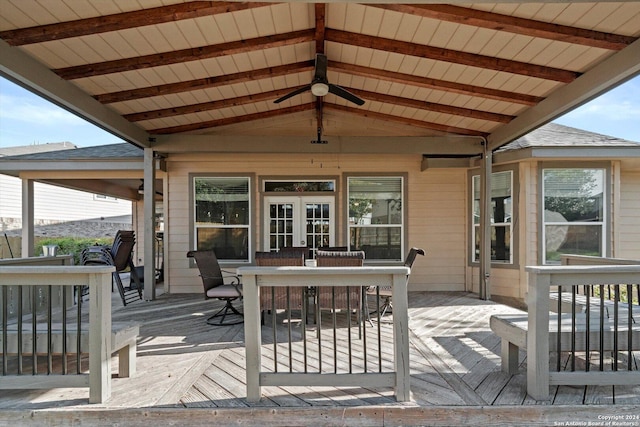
[{"left": 238, "top": 265, "right": 411, "bottom": 403}]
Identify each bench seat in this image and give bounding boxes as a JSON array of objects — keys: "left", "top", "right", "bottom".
[
  {"left": 1, "top": 321, "right": 139, "bottom": 378},
  {"left": 490, "top": 311, "right": 640, "bottom": 374}
]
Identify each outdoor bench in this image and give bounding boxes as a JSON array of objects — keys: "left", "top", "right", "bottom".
[
  {"left": 490, "top": 311, "right": 640, "bottom": 375},
  {"left": 1, "top": 321, "right": 139, "bottom": 378}
]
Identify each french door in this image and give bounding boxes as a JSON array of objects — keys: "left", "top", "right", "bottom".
[{"left": 264, "top": 196, "right": 335, "bottom": 254}]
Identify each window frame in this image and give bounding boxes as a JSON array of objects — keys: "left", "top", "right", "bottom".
[
  {"left": 468, "top": 165, "right": 519, "bottom": 268},
  {"left": 189, "top": 174, "right": 254, "bottom": 265},
  {"left": 345, "top": 173, "right": 407, "bottom": 263},
  {"left": 539, "top": 162, "right": 610, "bottom": 265}
]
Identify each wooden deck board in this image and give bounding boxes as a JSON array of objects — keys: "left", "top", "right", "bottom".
[{"left": 2, "top": 291, "right": 637, "bottom": 426}]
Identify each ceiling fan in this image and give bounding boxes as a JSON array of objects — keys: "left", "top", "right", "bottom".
[{"left": 274, "top": 54, "right": 365, "bottom": 106}]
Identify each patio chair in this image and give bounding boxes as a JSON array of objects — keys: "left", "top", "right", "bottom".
[
  {"left": 366, "top": 247, "right": 425, "bottom": 320},
  {"left": 315, "top": 250, "right": 365, "bottom": 336},
  {"left": 278, "top": 246, "right": 310, "bottom": 260},
  {"left": 255, "top": 251, "right": 306, "bottom": 323},
  {"left": 109, "top": 230, "right": 143, "bottom": 306},
  {"left": 187, "top": 250, "right": 243, "bottom": 326}
]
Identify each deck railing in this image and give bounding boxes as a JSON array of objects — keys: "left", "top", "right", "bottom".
[
  {"left": 0, "top": 265, "right": 114, "bottom": 403},
  {"left": 239, "top": 266, "right": 410, "bottom": 403},
  {"left": 0, "top": 255, "right": 76, "bottom": 313},
  {"left": 526, "top": 265, "right": 640, "bottom": 400}
]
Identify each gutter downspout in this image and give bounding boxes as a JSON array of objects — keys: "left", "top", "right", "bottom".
[{"left": 479, "top": 137, "right": 491, "bottom": 300}]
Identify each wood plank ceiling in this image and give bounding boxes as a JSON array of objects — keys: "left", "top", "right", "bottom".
[{"left": 1, "top": 1, "right": 639, "bottom": 153}]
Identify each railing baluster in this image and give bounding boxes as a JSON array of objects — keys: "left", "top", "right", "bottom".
[
  {"left": 376, "top": 286, "right": 382, "bottom": 372},
  {"left": 585, "top": 291, "right": 590, "bottom": 372},
  {"left": 613, "top": 284, "right": 619, "bottom": 371},
  {"left": 271, "top": 287, "right": 277, "bottom": 373},
  {"left": 556, "top": 286, "right": 562, "bottom": 372},
  {"left": 47, "top": 285, "right": 52, "bottom": 374},
  {"left": 570, "top": 285, "right": 576, "bottom": 372},
  {"left": 18, "top": 287, "right": 23, "bottom": 374},
  {"left": 332, "top": 287, "right": 337, "bottom": 374},
  {"left": 628, "top": 284, "right": 633, "bottom": 371},
  {"left": 599, "top": 285, "right": 605, "bottom": 371},
  {"left": 287, "top": 286, "right": 292, "bottom": 373},
  {"left": 31, "top": 286, "right": 37, "bottom": 374},
  {"left": 347, "top": 286, "right": 353, "bottom": 374},
  {"left": 76, "top": 287, "right": 82, "bottom": 375},
  {"left": 2, "top": 286, "right": 7, "bottom": 375},
  {"left": 301, "top": 286, "right": 308, "bottom": 374},
  {"left": 362, "top": 286, "right": 367, "bottom": 373},
  {"left": 62, "top": 285, "right": 67, "bottom": 375}
]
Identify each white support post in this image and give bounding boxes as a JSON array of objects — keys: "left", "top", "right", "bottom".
[
  {"left": 479, "top": 144, "right": 492, "bottom": 300},
  {"left": 527, "top": 270, "right": 550, "bottom": 400},
  {"left": 392, "top": 272, "right": 410, "bottom": 401},
  {"left": 21, "top": 178, "right": 34, "bottom": 257},
  {"left": 88, "top": 270, "right": 112, "bottom": 403},
  {"left": 143, "top": 147, "right": 156, "bottom": 301},
  {"left": 243, "top": 273, "right": 262, "bottom": 402}
]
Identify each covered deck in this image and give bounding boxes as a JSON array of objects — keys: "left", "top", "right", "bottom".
[{"left": 1, "top": 291, "right": 638, "bottom": 426}]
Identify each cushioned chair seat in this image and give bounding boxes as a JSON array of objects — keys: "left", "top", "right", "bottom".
[{"left": 206, "top": 284, "right": 243, "bottom": 299}]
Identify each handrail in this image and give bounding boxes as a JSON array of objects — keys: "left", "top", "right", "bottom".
[
  {"left": 0, "top": 265, "right": 114, "bottom": 403},
  {"left": 239, "top": 265, "right": 411, "bottom": 403},
  {"left": 525, "top": 265, "right": 640, "bottom": 400}
]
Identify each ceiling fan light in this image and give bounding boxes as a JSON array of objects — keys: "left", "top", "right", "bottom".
[{"left": 311, "top": 82, "right": 329, "bottom": 97}]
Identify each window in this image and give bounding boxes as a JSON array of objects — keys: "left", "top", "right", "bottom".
[
  {"left": 348, "top": 176, "right": 403, "bottom": 261},
  {"left": 542, "top": 168, "right": 605, "bottom": 264},
  {"left": 472, "top": 171, "right": 512, "bottom": 263},
  {"left": 194, "top": 177, "right": 250, "bottom": 262}
]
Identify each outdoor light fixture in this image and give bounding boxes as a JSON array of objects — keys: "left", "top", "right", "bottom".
[{"left": 311, "top": 82, "right": 329, "bottom": 97}]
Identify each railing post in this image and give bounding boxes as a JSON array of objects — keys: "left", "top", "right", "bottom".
[
  {"left": 527, "top": 270, "right": 550, "bottom": 400},
  {"left": 392, "top": 272, "right": 410, "bottom": 401},
  {"left": 243, "top": 272, "right": 262, "bottom": 402},
  {"left": 88, "top": 271, "right": 112, "bottom": 403}
]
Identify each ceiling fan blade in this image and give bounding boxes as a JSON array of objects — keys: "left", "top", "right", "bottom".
[
  {"left": 273, "top": 84, "right": 311, "bottom": 104},
  {"left": 314, "top": 53, "right": 328, "bottom": 82},
  {"left": 328, "top": 84, "right": 365, "bottom": 106}
]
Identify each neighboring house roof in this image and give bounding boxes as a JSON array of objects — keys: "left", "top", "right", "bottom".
[
  {"left": 500, "top": 123, "right": 640, "bottom": 151},
  {"left": 0, "top": 142, "right": 77, "bottom": 157},
  {"left": 0, "top": 143, "right": 142, "bottom": 161}
]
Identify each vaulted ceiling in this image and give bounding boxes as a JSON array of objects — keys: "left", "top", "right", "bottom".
[{"left": 1, "top": 1, "right": 639, "bottom": 154}]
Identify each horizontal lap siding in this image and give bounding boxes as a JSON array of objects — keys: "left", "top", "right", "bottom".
[
  {"left": 619, "top": 171, "right": 640, "bottom": 259},
  {"left": 165, "top": 153, "right": 467, "bottom": 293},
  {"left": 410, "top": 169, "right": 466, "bottom": 291}
]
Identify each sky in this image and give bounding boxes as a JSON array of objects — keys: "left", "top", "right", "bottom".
[{"left": 0, "top": 75, "right": 639, "bottom": 149}]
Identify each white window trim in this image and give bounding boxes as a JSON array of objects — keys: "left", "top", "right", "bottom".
[
  {"left": 540, "top": 166, "right": 607, "bottom": 265},
  {"left": 471, "top": 170, "right": 514, "bottom": 265},
  {"left": 347, "top": 175, "right": 405, "bottom": 262},
  {"left": 192, "top": 175, "right": 252, "bottom": 263}
]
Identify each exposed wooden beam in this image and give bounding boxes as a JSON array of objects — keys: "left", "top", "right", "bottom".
[
  {"left": 315, "top": 4, "right": 326, "bottom": 54},
  {"left": 370, "top": 4, "right": 636, "bottom": 51},
  {"left": 124, "top": 86, "right": 308, "bottom": 121},
  {"left": 150, "top": 134, "right": 485, "bottom": 155},
  {"left": 95, "top": 61, "right": 314, "bottom": 104},
  {"left": 325, "top": 104, "right": 487, "bottom": 137},
  {"left": 55, "top": 29, "right": 315, "bottom": 80},
  {"left": 0, "top": 2, "right": 273, "bottom": 46},
  {"left": 150, "top": 104, "right": 315, "bottom": 134},
  {"left": 330, "top": 61, "right": 542, "bottom": 106},
  {"left": 487, "top": 38, "right": 640, "bottom": 150},
  {"left": 349, "top": 88, "right": 513, "bottom": 123},
  {"left": 0, "top": 39, "right": 149, "bottom": 147},
  {"left": 325, "top": 29, "right": 579, "bottom": 83}
]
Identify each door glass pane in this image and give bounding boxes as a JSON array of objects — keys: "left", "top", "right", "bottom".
[
  {"left": 268, "top": 203, "right": 295, "bottom": 251},
  {"left": 306, "top": 203, "right": 330, "bottom": 250}
]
